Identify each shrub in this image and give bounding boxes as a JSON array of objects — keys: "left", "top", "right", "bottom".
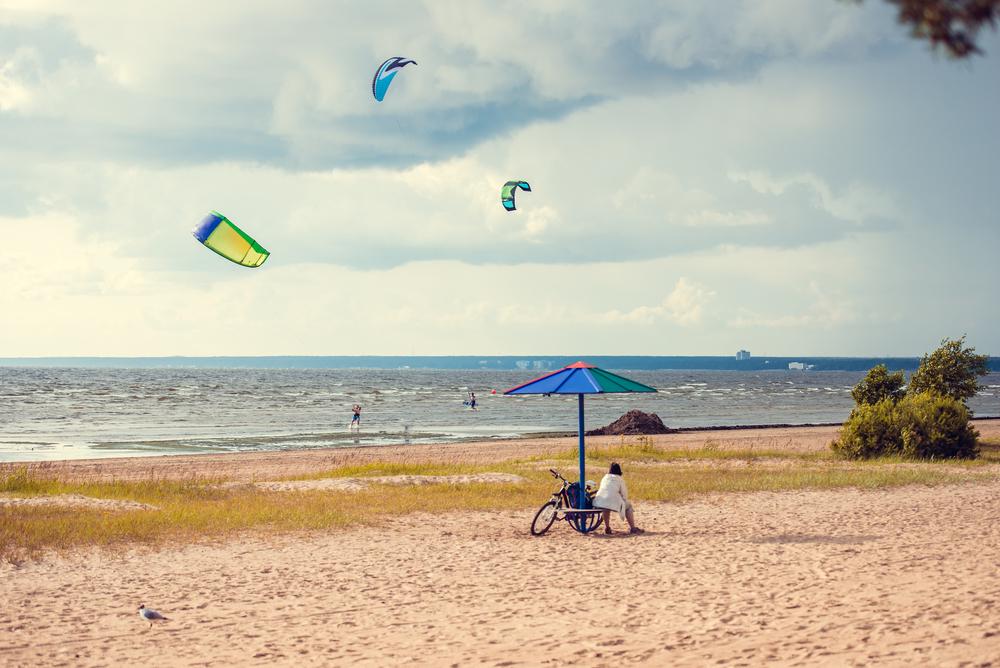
[
  {"left": 897, "top": 392, "right": 980, "bottom": 459},
  {"left": 908, "top": 335, "right": 989, "bottom": 405},
  {"left": 851, "top": 364, "right": 906, "bottom": 406},
  {"left": 832, "top": 393, "right": 979, "bottom": 460},
  {"left": 832, "top": 399, "right": 902, "bottom": 459}
]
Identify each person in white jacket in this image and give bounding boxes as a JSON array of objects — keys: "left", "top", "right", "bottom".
[{"left": 592, "top": 462, "right": 643, "bottom": 535}]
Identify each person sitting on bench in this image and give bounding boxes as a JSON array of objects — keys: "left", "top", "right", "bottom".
[{"left": 592, "top": 462, "right": 644, "bottom": 535}]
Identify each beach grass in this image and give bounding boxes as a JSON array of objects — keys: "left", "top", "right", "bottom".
[
  {"left": 978, "top": 439, "right": 1000, "bottom": 461},
  {"left": 283, "top": 461, "right": 505, "bottom": 481},
  {"left": 559, "top": 435, "right": 835, "bottom": 463},
  {"left": 2, "top": 443, "right": 997, "bottom": 563}
]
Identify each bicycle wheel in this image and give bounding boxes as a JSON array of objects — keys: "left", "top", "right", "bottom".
[
  {"left": 531, "top": 500, "right": 559, "bottom": 536},
  {"left": 566, "top": 510, "right": 604, "bottom": 534}
]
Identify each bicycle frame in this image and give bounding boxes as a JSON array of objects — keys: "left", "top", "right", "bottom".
[{"left": 546, "top": 469, "right": 603, "bottom": 532}]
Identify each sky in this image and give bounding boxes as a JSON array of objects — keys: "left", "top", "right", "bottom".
[{"left": 1, "top": 0, "right": 998, "bottom": 357}]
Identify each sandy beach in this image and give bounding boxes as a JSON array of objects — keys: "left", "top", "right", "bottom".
[
  {"left": 2, "top": 422, "right": 1000, "bottom": 666},
  {"left": 2, "top": 423, "right": 862, "bottom": 484}
]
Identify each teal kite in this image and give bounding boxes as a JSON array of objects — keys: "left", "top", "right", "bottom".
[{"left": 501, "top": 181, "right": 531, "bottom": 211}]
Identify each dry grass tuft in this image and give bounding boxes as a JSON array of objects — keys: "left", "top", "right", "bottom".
[
  {"left": 978, "top": 439, "right": 1000, "bottom": 462},
  {"left": 555, "top": 435, "right": 830, "bottom": 464},
  {"left": 284, "top": 461, "right": 505, "bottom": 481}
]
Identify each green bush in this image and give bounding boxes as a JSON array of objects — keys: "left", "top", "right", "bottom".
[
  {"left": 851, "top": 364, "right": 906, "bottom": 405},
  {"left": 897, "top": 392, "right": 979, "bottom": 459},
  {"left": 832, "top": 393, "right": 979, "bottom": 460},
  {"left": 832, "top": 399, "right": 902, "bottom": 459},
  {"left": 908, "top": 335, "right": 989, "bottom": 405}
]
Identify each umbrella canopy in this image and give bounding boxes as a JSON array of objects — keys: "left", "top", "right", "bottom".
[
  {"left": 505, "top": 361, "right": 657, "bottom": 396},
  {"left": 505, "top": 362, "right": 656, "bottom": 532}
]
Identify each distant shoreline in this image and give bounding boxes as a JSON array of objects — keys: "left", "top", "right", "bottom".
[{"left": 4, "top": 354, "right": 999, "bottom": 372}]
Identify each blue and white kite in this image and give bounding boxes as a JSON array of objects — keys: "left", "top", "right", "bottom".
[{"left": 372, "top": 56, "right": 417, "bottom": 102}]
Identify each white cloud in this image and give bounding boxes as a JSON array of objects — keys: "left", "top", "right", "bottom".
[
  {"left": 0, "top": 217, "right": 993, "bottom": 356},
  {"left": 16, "top": 68, "right": 908, "bottom": 274},
  {"left": 0, "top": 0, "right": 905, "bottom": 167},
  {"left": 603, "top": 278, "right": 714, "bottom": 326},
  {"left": 0, "top": 47, "right": 39, "bottom": 112},
  {"left": 1, "top": 213, "right": 149, "bottom": 299},
  {"left": 727, "top": 294, "right": 857, "bottom": 329},
  {"left": 641, "top": 0, "right": 889, "bottom": 69},
  {"left": 663, "top": 278, "right": 715, "bottom": 324},
  {"left": 683, "top": 210, "right": 772, "bottom": 228},
  {"left": 729, "top": 170, "right": 900, "bottom": 224}
]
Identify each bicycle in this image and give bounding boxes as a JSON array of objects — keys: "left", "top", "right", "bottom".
[{"left": 530, "top": 468, "right": 605, "bottom": 536}]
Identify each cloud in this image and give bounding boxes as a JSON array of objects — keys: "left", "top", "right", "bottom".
[
  {"left": 603, "top": 278, "right": 714, "bottom": 325},
  {"left": 0, "top": 46, "right": 970, "bottom": 280},
  {"left": 0, "top": 219, "right": 995, "bottom": 356},
  {"left": 726, "top": 281, "right": 858, "bottom": 329},
  {"left": 0, "top": 47, "right": 37, "bottom": 111},
  {"left": 729, "top": 170, "right": 900, "bottom": 225},
  {"left": 0, "top": 0, "right": 904, "bottom": 169},
  {"left": 640, "top": 0, "right": 894, "bottom": 70},
  {"left": 2, "top": 2, "right": 999, "bottom": 357},
  {"left": 682, "top": 210, "right": 772, "bottom": 228}
]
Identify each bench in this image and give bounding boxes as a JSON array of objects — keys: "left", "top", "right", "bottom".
[{"left": 560, "top": 507, "right": 606, "bottom": 534}]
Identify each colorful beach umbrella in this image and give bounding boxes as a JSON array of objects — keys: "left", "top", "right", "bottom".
[{"left": 505, "top": 361, "right": 656, "bottom": 532}]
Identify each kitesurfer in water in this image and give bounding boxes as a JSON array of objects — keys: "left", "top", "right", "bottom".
[
  {"left": 350, "top": 404, "right": 362, "bottom": 429},
  {"left": 469, "top": 392, "right": 477, "bottom": 410}
]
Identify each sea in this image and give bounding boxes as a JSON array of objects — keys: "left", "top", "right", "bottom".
[{"left": 2, "top": 366, "right": 998, "bottom": 462}]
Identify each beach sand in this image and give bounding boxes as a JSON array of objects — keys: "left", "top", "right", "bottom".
[{"left": 2, "top": 422, "right": 1000, "bottom": 666}]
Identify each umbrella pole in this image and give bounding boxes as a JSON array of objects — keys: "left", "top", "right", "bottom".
[{"left": 577, "top": 393, "right": 586, "bottom": 517}]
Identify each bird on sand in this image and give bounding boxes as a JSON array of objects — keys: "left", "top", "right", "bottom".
[{"left": 138, "top": 604, "right": 169, "bottom": 629}]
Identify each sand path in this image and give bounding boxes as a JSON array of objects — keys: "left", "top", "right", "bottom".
[
  {"left": 0, "top": 495, "right": 156, "bottom": 511},
  {"left": 2, "top": 479, "right": 998, "bottom": 666}
]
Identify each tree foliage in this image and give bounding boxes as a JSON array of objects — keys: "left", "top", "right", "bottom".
[
  {"left": 836, "top": 336, "right": 988, "bottom": 460},
  {"left": 882, "top": 0, "right": 1000, "bottom": 58},
  {"left": 851, "top": 364, "right": 906, "bottom": 405},
  {"left": 833, "top": 392, "right": 979, "bottom": 459},
  {"left": 897, "top": 391, "right": 980, "bottom": 458},
  {"left": 833, "top": 398, "right": 903, "bottom": 458},
  {"left": 908, "top": 335, "right": 989, "bottom": 404}
]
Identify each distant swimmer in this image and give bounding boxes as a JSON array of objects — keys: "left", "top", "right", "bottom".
[
  {"left": 468, "top": 391, "right": 477, "bottom": 411},
  {"left": 350, "top": 404, "right": 362, "bottom": 429}
]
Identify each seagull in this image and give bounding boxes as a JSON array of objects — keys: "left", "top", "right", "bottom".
[{"left": 138, "top": 604, "right": 169, "bottom": 629}]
